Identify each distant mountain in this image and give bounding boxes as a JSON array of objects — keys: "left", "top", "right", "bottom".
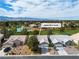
[
  {"left": 0, "top": 16, "right": 78, "bottom": 21},
  {"left": 0, "top": 16, "right": 54, "bottom": 21}
]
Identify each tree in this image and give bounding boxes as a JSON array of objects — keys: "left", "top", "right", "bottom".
[
  {"left": 21, "top": 29, "right": 28, "bottom": 35},
  {"left": 69, "top": 22, "right": 76, "bottom": 29},
  {"left": 27, "top": 36, "right": 39, "bottom": 52},
  {"left": 48, "top": 37, "right": 54, "bottom": 47},
  {"left": 5, "top": 21, "right": 9, "bottom": 27},
  {"left": 47, "top": 29, "right": 53, "bottom": 41},
  {"left": 4, "top": 29, "right": 14, "bottom": 38},
  {"left": 60, "top": 21, "right": 65, "bottom": 32}
]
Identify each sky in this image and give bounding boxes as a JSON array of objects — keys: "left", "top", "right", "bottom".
[{"left": 0, "top": 0, "right": 79, "bottom": 20}]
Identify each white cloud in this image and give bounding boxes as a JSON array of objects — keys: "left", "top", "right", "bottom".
[{"left": 0, "top": 0, "right": 79, "bottom": 20}]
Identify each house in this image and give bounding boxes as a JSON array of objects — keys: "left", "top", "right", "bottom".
[
  {"left": 37, "top": 35, "right": 49, "bottom": 54},
  {"left": 29, "top": 24, "right": 40, "bottom": 31},
  {"left": 71, "top": 33, "right": 79, "bottom": 45},
  {"left": 50, "top": 35, "right": 72, "bottom": 45},
  {"left": 50, "top": 35, "right": 71, "bottom": 55},
  {"left": 29, "top": 24, "right": 37, "bottom": 28},
  {"left": 3, "top": 35, "right": 27, "bottom": 48},
  {"left": 37, "top": 35, "right": 49, "bottom": 48}
]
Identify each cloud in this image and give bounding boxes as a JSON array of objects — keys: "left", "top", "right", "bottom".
[
  {"left": 0, "top": 0, "right": 13, "bottom": 11},
  {"left": 0, "top": 0, "right": 79, "bottom": 20}
]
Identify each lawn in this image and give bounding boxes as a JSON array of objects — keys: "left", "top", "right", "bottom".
[
  {"left": 64, "top": 29, "right": 79, "bottom": 35},
  {"left": 40, "top": 29, "right": 79, "bottom": 35}
]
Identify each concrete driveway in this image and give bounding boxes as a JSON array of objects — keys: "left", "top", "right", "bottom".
[
  {"left": 0, "top": 48, "right": 6, "bottom": 56},
  {"left": 64, "top": 46, "right": 79, "bottom": 55}
]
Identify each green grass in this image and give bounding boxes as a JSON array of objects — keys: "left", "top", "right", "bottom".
[
  {"left": 40, "top": 29, "right": 79, "bottom": 35},
  {"left": 64, "top": 29, "right": 79, "bottom": 35},
  {"left": 40, "top": 30, "right": 48, "bottom": 35}
]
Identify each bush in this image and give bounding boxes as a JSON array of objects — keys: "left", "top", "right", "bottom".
[
  {"left": 27, "top": 36, "right": 39, "bottom": 53},
  {"left": 65, "top": 40, "right": 76, "bottom": 46}
]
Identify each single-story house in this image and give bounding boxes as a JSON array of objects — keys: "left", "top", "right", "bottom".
[
  {"left": 50, "top": 35, "right": 72, "bottom": 45},
  {"left": 50, "top": 35, "right": 71, "bottom": 55},
  {"left": 37, "top": 35, "right": 49, "bottom": 54},
  {"left": 29, "top": 24, "right": 38, "bottom": 28},
  {"left": 3, "top": 35, "right": 27, "bottom": 48}
]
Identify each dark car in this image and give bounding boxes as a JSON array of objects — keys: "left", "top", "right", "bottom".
[{"left": 3, "top": 47, "right": 11, "bottom": 53}]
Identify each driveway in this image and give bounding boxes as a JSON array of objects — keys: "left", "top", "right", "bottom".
[
  {"left": 0, "top": 48, "right": 6, "bottom": 56},
  {"left": 64, "top": 46, "right": 79, "bottom": 55},
  {"left": 57, "top": 47, "right": 68, "bottom": 55}
]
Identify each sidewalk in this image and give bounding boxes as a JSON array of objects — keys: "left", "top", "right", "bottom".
[{"left": 0, "top": 48, "right": 5, "bottom": 56}]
